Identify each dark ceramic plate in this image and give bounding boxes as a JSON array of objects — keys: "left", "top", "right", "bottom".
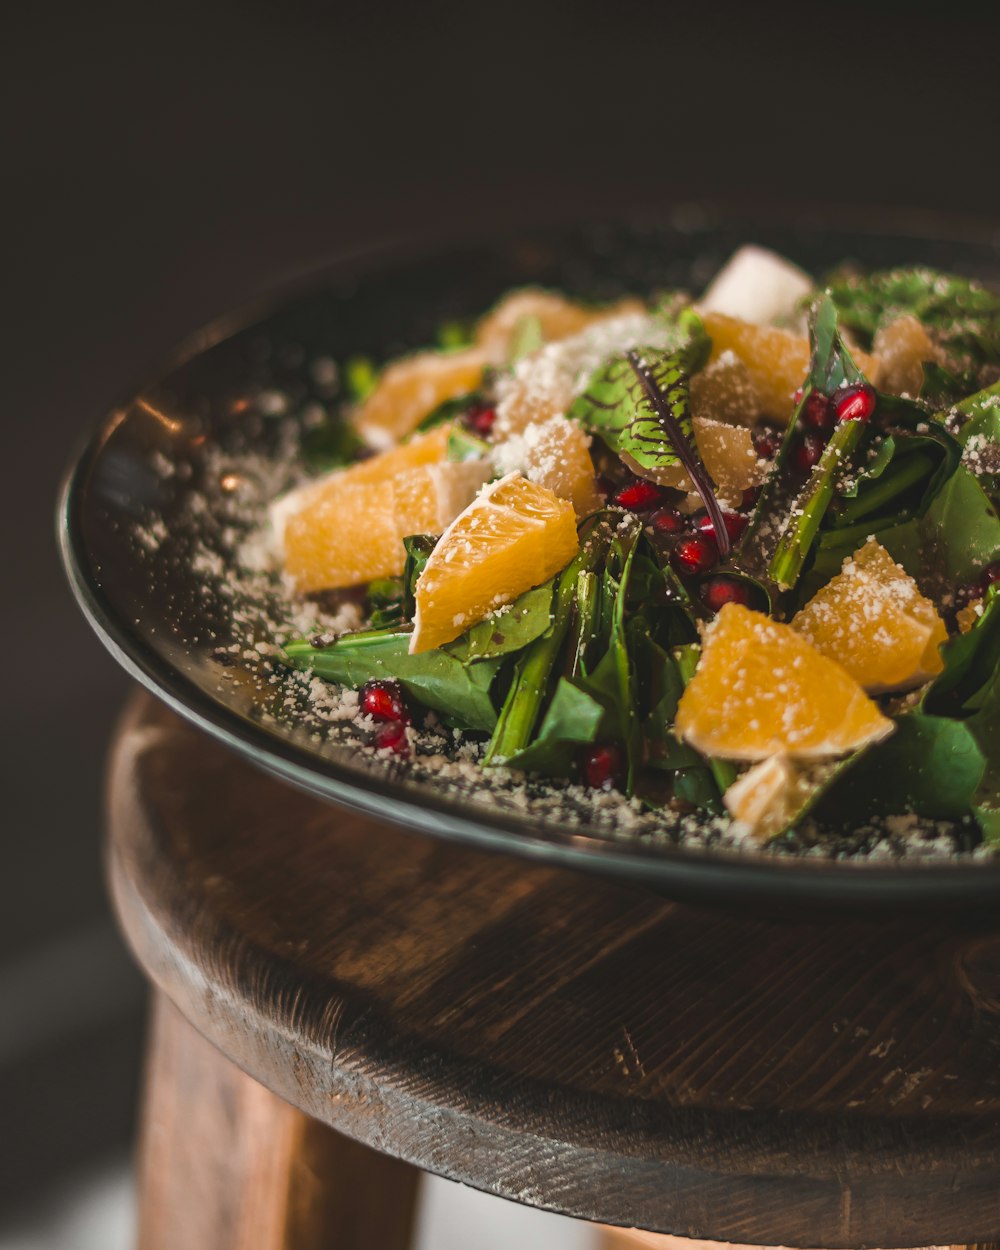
[{"left": 60, "top": 213, "right": 1000, "bottom": 910}]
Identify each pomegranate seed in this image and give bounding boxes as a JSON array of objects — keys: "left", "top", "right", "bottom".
[
  {"left": 701, "top": 576, "right": 754, "bottom": 612},
  {"left": 802, "top": 390, "right": 835, "bottom": 431},
  {"left": 463, "top": 403, "right": 496, "bottom": 435},
  {"left": 753, "top": 425, "right": 782, "bottom": 459},
  {"left": 614, "top": 479, "right": 668, "bottom": 510},
  {"left": 979, "top": 561, "right": 1000, "bottom": 594},
  {"left": 648, "top": 506, "right": 685, "bottom": 534},
  {"left": 792, "top": 386, "right": 804, "bottom": 405},
  {"left": 834, "top": 382, "right": 877, "bottom": 423},
  {"left": 696, "top": 511, "right": 747, "bottom": 543},
  {"left": 581, "top": 743, "right": 624, "bottom": 791},
  {"left": 793, "top": 432, "right": 826, "bottom": 472},
  {"left": 671, "top": 533, "right": 718, "bottom": 577},
  {"left": 373, "top": 720, "right": 409, "bottom": 756},
  {"left": 360, "top": 679, "right": 410, "bottom": 724},
  {"left": 741, "top": 485, "right": 763, "bottom": 510}
]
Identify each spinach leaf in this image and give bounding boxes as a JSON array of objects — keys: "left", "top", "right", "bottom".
[
  {"left": 880, "top": 465, "right": 1000, "bottom": 587},
  {"left": 282, "top": 633, "right": 500, "bottom": 732},
  {"left": 954, "top": 380, "right": 1000, "bottom": 444},
  {"left": 300, "top": 417, "right": 366, "bottom": 472},
  {"left": 401, "top": 535, "right": 436, "bottom": 621},
  {"left": 416, "top": 391, "right": 481, "bottom": 432},
  {"left": 445, "top": 582, "right": 554, "bottom": 664},
  {"left": 504, "top": 678, "right": 606, "bottom": 778},
  {"left": 923, "top": 590, "right": 1000, "bottom": 717},
  {"left": 367, "top": 576, "right": 405, "bottom": 629},
  {"left": 827, "top": 267, "right": 1000, "bottom": 381},
  {"left": 818, "top": 713, "right": 986, "bottom": 825}
]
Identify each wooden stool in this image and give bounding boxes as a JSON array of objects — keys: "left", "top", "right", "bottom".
[{"left": 108, "top": 693, "right": 1000, "bottom": 1250}]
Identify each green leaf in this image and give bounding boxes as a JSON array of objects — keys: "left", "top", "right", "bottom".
[
  {"left": 445, "top": 582, "right": 554, "bottom": 664},
  {"left": 282, "top": 633, "right": 500, "bottom": 732},
  {"left": 300, "top": 416, "right": 366, "bottom": 472},
  {"left": 827, "top": 267, "right": 1000, "bottom": 382},
  {"left": 484, "top": 524, "right": 610, "bottom": 764},
  {"left": 401, "top": 535, "right": 437, "bottom": 621},
  {"left": 823, "top": 713, "right": 986, "bottom": 824},
  {"left": 880, "top": 465, "right": 1000, "bottom": 587},
  {"left": 366, "top": 576, "right": 405, "bottom": 629},
  {"left": 436, "top": 319, "right": 475, "bottom": 350},
  {"left": 504, "top": 678, "right": 606, "bottom": 777},
  {"left": 507, "top": 314, "right": 544, "bottom": 363},
  {"left": 446, "top": 427, "right": 491, "bottom": 461},
  {"left": 568, "top": 311, "right": 710, "bottom": 477},
  {"left": 923, "top": 590, "right": 1000, "bottom": 717},
  {"left": 345, "top": 356, "right": 378, "bottom": 401},
  {"left": 416, "top": 391, "right": 480, "bottom": 432}
]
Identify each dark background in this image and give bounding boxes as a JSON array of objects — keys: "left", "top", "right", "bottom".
[{"left": 2, "top": 0, "right": 999, "bottom": 1221}]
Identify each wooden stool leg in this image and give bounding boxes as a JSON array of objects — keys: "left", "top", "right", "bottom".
[{"left": 136, "top": 992, "right": 420, "bottom": 1250}]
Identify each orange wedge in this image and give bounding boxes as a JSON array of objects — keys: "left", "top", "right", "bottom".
[
  {"left": 873, "top": 314, "right": 936, "bottom": 397},
  {"left": 475, "top": 288, "right": 644, "bottom": 362},
  {"left": 281, "top": 425, "right": 489, "bottom": 592},
  {"left": 690, "top": 350, "right": 762, "bottom": 425},
  {"left": 791, "top": 538, "right": 947, "bottom": 692},
  {"left": 693, "top": 417, "right": 764, "bottom": 499},
  {"left": 703, "top": 312, "right": 881, "bottom": 425},
  {"left": 410, "top": 473, "right": 578, "bottom": 653},
  {"left": 491, "top": 416, "right": 601, "bottom": 516},
  {"left": 354, "top": 346, "right": 488, "bottom": 447},
  {"left": 675, "top": 603, "right": 893, "bottom": 761}
]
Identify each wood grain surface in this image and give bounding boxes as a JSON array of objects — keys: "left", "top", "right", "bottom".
[
  {"left": 107, "top": 693, "right": 1000, "bottom": 1247},
  {"left": 137, "top": 993, "right": 419, "bottom": 1250}
]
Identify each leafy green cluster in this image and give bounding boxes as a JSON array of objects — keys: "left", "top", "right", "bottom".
[{"left": 827, "top": 267, "right": 1000, "bottom": 390}]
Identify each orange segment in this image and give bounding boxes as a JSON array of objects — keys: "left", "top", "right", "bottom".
[
  {"left": 475, "top": 289, "right": 644, "bottom": 363},
  {"left": 491, "top": 416, "right": 601, "bottom": 516},
  {"left": 675, "top": 603, "right": 894, "bottom": 761},
  {"left": 285, "top": 482, "right": 400, "bottom": 592},
  {"left": 791, "top": 538, "right": 947, "bottom": 693},
  {"left": 354, "top": 346, "right": 487, "bottom": 447},
  {"left": 873, "top": 314, "right": 936, "bottom": 396},
  {"left": 345, "top": 423, "right": 452, "bottom": 484},
  {"left": 410, "top": 473, "right": 578, "bottom": 654},
  {"left": 703, "top": 312, "right": 881, "bottom": 425},
  {"left": 281, "top": 425, "right": 490, "bottom": 592},
  {"left": 689, "top": 350, "right": 762, "bottom": 425},
  {"left": 693, "top": 418, "right": 765, "bottom": 500}
]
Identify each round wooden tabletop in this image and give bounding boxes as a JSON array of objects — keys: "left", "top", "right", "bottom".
[{"left": 108, "top": 693, "right": 1000, "bottom": 1248}]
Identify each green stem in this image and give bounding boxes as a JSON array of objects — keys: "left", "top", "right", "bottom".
[
  {"left": 567, "top": 570, "right": 598, "bottom": 678},
  {"left": 832, "top": 451, "right": 934, "bottom": 527},
  {"left": 484, "top": 533, "right": 608, "bottom": 764},
  {"left": 283, "top": 626, "right": 407, "bottom": 661},
  {"left": 769, "top": 418, "right": 867, "bottom": 590}
]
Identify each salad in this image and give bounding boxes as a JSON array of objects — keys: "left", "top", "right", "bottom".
[{"left": 264, "top": 246, "right": 1000, "bottom": 847}]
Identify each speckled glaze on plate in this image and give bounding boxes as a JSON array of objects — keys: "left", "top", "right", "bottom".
[{"left": 59, "top": 212, "right": 1000, "bottom": 910}]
